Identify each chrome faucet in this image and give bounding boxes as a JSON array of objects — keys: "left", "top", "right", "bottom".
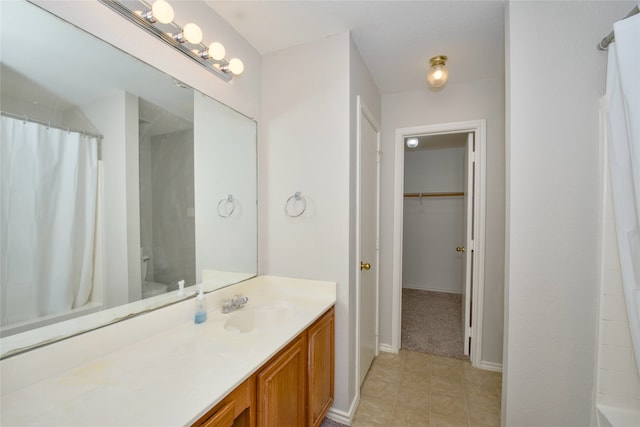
[{"left": 222, "top": 295, "right": 249, "bottom": 314}]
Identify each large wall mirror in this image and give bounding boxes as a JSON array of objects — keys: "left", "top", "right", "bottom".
[{"left": 0, "top": 1, "right": 257, "bottom": 358}]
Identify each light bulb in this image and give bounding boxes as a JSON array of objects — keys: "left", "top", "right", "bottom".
[
  {"left": 151, "top": 0, "right": 173, "bottom": 24},
  {"left": 426, "top": 55, "right": 449, "bottom": 88},
  {"left": 208, "top": 42, "right": 226, "bottom": 61},
  {"left": 228, "top": 58, "right": 244, "bottom": 75},
  {"left": 427, "top": 65, "right": 448, "bottom": 87},
  {"left": 182, "top": 23, "right": 203, "bottom": 44},
  {"left": 406, "top": 138, "right": 419, "bottom": 148}
]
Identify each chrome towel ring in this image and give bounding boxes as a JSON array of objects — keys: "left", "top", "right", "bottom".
[
  {"left": 285, "top": 192, "right": 307, "bottom": 217},
  {"left": 217, "top": 194, "right": 236, "bottom": 217}
]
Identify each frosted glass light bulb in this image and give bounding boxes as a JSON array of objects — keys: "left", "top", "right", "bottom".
[
  {"left": 427, "top": 64, "right": 448, "bottom": 88},
  {"left": 228, "top": 58, "right": 244, "bottom": 75},
  {"left": 208, "top": 42, "right": 226, "bottom": 61},
  {"left": 151, "top": 0, "right": 174, "bottom": 24},
  {"left": 183, "top": 23, "right": 203, "bottom": 44},
  {"left": 406, "top": 138, "right": 419, "bottom": 148}
]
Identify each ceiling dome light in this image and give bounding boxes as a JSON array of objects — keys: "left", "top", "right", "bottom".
[
  {"left": 406, "top": 138, "right": 419, "bottom": 148},
  {"left": 151, "top": 0, "right": 174, "bottom": 24},
  {"left": 426, "top": 55, "right": 449, "bottom": 88},
  {"left": 227, "top": 58, "right": 244, "bottom": 75}
]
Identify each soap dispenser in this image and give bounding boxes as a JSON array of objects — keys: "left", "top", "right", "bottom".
[{"left": 194, "top": 284, "right": 207, "bottom": 324}]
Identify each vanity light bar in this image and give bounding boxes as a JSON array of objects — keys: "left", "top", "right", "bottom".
[{"left": 98, "top": 0, "right": 242, "bottom": 82}]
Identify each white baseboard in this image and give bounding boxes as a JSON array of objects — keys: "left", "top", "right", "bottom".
[
  {"left": 378, "top": 343, "right": 396, "bottom": 354},
  {"left": 402, "top": 284, "right": 462, "bottom": 294},
  {"left": 478, "top": 360, "right": 502, "bottom": 372},
  {"left": 326, "top": 396, "right": 359, "bottom": 425}
]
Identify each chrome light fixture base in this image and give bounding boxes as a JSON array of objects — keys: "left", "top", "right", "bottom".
[{"left": 98, "top": 0, "right": 234, "bottom": 82}]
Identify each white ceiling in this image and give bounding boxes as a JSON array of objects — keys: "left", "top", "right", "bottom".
[{"left": 205, "top": 1, "right": 505, "bottom": 94}]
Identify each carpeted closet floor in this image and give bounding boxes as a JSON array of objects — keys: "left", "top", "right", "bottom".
[{"left": 401, "top": 288, "right": 468, "bottom": 360}]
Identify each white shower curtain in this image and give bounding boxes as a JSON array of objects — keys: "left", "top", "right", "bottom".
[
  {"left": 605, "top": 10, "right": 640, "bottom": 374},
  {"left": 1, "top": 117, "right": 99, "bottom": 326}
]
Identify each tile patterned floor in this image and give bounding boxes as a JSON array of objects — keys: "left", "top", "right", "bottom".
[{"left": 352, "top": 350, "right": 502, "bottom": 427}]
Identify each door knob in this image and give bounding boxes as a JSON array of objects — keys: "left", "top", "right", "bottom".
[
  {"left": 360, "top": 262, "right": 371, "bottom": 271},
  {"left": 456, "top": 247, "right": 466, "bottom": 252}
]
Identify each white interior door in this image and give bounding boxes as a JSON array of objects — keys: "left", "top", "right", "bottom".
[
  {"left": 359, "top": 102, "right": 379, "bottom": 387},
  {"left": 461, "top": 132, "right": 474, "bottom": 355}
]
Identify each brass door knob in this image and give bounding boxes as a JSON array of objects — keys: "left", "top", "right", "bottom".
[
  {"left": 456, "top": 247, "right": 466, "bottom": 252},
  {"left": 360, "top": 262, "right": 371, "bottom": 271}
]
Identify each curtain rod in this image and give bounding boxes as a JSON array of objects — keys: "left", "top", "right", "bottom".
[
  {"left": 404, "top": 192, "right": 464, "bottom": 198},
  {"left": 597, "top": 5, "right": 639, "bottom": 51},
  {"left": 1, "top": 111, "right": 104, "bottom": 140}
]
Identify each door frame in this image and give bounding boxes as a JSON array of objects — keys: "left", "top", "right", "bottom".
[
  {"left": 355, "top": 96, "right": 381, "bottom": 393},
  {"left": 391, "top": 120, "right": 486, "bottom": 367}
]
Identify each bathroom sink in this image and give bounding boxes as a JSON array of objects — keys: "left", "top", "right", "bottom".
[{"left": 224, "top": 301, "right": 294, "bottom": 333}]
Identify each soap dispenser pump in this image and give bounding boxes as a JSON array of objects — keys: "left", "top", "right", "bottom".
[{"left": 194, "top": 284, "right": 207, "bottom": 324}]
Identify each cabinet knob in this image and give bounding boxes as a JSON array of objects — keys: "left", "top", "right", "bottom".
[
  {"left": 360, "top": 262, "right": 371, "bottom": 271},
  {"left": 456, "top": 247, "right": 466, "bottom": 252}
]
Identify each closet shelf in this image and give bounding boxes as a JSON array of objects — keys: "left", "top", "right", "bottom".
[{"left": 404, "top": 192, "right": 464, "bottom": 198}]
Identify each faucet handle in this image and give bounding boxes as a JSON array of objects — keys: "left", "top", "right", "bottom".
[{"left": 233, "top": 294, "right": 248, "bottom": 303}]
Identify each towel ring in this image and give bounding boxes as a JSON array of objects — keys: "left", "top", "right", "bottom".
[
  {"left": 285, "top": 192, "right": 307, "bottom": 217},
  {"left": 217, "top": 194, "right": 236, "bottom": 218}
]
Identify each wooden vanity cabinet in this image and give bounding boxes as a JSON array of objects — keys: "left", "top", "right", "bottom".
[{"left": 193, "top": 307, "right": 334, "bottom": 427}]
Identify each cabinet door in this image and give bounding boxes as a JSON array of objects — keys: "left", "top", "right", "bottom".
[
  {"left": 308, "top": 308, "right": 335, "bottom": 427},
  {"left": 257, "top": 336, "right": 307, "bottom": 427}
]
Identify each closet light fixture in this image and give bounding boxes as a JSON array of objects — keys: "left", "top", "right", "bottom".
[
  {"left": 99, "top": 0, "right": 245, "bottom": 82},
  {"left": 427, "top": 55, "right": 449, "bottom": 88},
  {"left": 406, "top": 138, "right": 419, "bottom": 148}
]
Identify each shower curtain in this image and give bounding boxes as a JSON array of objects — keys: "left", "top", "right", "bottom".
[
  {"left": 605, "top": 10, "right": 640, "bottom": 374},
  {"left": 1, "top": 116, "right": 99, "bottom": 326}
]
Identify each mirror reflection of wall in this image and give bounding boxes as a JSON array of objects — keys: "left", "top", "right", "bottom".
[{"left": 138, "top": 99, "right": 195, "bottom": 299}]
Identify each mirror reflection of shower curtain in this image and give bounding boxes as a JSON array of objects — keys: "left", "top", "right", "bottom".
[
  {"left": 605, "top": 13, "right": 640, "bottom": 374},
  {"left": 0, "top": 116, "right": 99, "bottom": 326}
]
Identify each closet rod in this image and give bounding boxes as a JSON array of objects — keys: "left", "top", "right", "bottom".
[{"left": 404, "top": 192, "right": 464, "bottom": 198}]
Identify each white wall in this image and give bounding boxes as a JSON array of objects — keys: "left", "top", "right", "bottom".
[
  {"left": 380, "top": 77, "right": 505, "bottom": 365},
  {"left": 260, "top": 32, "right": 382, "bottom": 418},
  {"left": 403, "top": 146, "right": 465, "bottom": 293},
  {"left": 260, "top": 32, "right": 352, "bottom": 414},
  {"left": 503, "top": 2, "right": 636, "bottom": 425},
  {"left": 82, "top": 92, "right": 140, "bottom": 307}
]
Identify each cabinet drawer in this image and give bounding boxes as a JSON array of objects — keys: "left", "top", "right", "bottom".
[
  {"left": 193, "top": 377, "right": 253, "bottom": 427},
  {"left": 201, "top": 401, "right": 234, "bottom": 427}
]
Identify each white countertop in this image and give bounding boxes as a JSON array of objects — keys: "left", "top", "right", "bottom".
[{"left": 0, "top": 276, "right": 336, "bottom": 427}]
